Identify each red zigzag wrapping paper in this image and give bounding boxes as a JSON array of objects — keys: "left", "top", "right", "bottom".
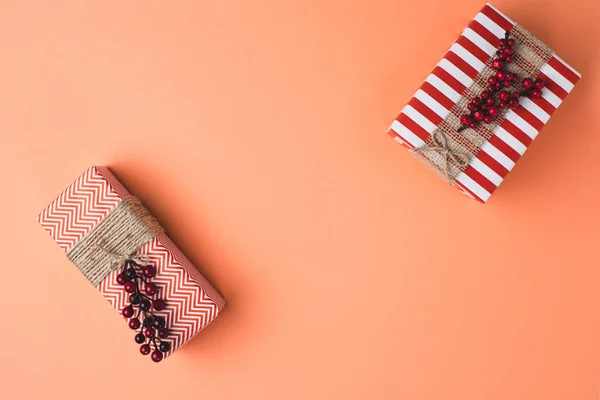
[
  {"left": 37, "top": 166, "right": 225, "bottom": 359},
  {"left": 387, "top": 3, "right": 581, "bottom": 203}
]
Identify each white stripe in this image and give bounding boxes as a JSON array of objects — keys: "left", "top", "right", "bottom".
[
  {"left": 425, "top": 74, "right": 461, "bottom": 103},
  {"left": 485, "top": 3, "right": 516, "bottom": 25},
  {"left": 473, "top": 12, "right": 505, "bottom": 39},
  {"left": 455, "top": 172, "right": 491, "bottom": 202},
  {"left": 505, "top": 111, "right": 538, "bottom": 139},
  {"left": 470, "top": 158, "right": 503, "bottom": 186},
  {"left": 480, "top": 141, "right": 515, "bottom": 171},
  {"left": 437, "top": 58, "right": 473, "bottom": 87},
  {"left": 541, "top": 87, "right": 562, "bottom": 108},
  {"left": 494, "top": 126, "right": 527, "bottom": 155},
  {"left": 540, "top": 63, "right": 575, "bottom": 93},
  {"left": 449, "top": 43, "right": 485, "bottom": 71},
  {"left": 413, "top": 90, "right": 449, "bottom": 119},
  {"left": 552, "top": 54, "right": 581, "bottom": 78},
  {"left": 389, "top": 120, "right": 425, "bottom": 148},
  {"left": 461, "top": 28, "right": 496, "bottom": 55},
  {"left": 520, "top": 97, "right": 550, "bottom": 123},
  {"left": 401, "top": 105, "right": 437, "bottom": 133}
]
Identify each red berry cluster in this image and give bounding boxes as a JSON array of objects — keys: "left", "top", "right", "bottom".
[
  {"left": 459, "top": 32, "right": 545, "bottom": 131},
  {"left": 117, "top": 260, "right": 171, "bottom": 362}
]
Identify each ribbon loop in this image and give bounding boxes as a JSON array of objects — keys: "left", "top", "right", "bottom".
[{"left": 411, "top": 130, "right": 471, "bottom": 182}]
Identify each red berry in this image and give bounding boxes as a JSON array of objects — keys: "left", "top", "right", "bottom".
[
  {"left": 495, "top": 71, "right": 505, "bottom": 81},
  {"left": 498, "top": 91, "right": 510, "bottom": 101},
  {"left": 507, "top": 38, "right": 515, "bottom": 47},
  {"left": 486, "top": 85, "right": 495, "bottom": 92},
  {"left": 483, "top": 115, "right": 494, "bottom": 124},
  {"left": 473, "top": 111, "right": 485, "bottom": 121},
  {"left": 140, "top": 344, "right": 151, "bottom": 355},
  {"left": 488, "top": 106, "right": 499, "bottom": 117},
  {"left": 480, "top": 91, "right": 489, "bottom": 99},
  {"left": 151, "top": 350, "right": 163, "bottom": 363},
  {"left": 499, "top": 101, "right": 507, "bottom": 109},
  {"left": 460, "top": 114, "right": 472, "bottom": 126},
  {"left": 122, "top": 306, "right": 134, "bottom": 318},
  {"left": 495, "top": 82, "right": 502, "bottom": 90},
  {"left": 505, "top": 56, "right": 514, "bottom": 63},
  {"left": 153, "top": 298, "right": 166, "bottom": 311},
  {"left": 522, "top": 78, "right": 533, "bottom": 89},
  {"left": 143, "top": 266, "right": 156, "bottom": 278},
  {"left": 143, "top": 327, "right": 156, "bottom": 337},
  {"left": 499, "top": 53, "right": 507, "bottom": 60},
  {"left": 124, "top": 282, "right": 136, "bottom": 293},
  {"left": 499, "top": 38, "right": 507, "bottom": 47},
  {"left": 492, "top": 59, "right": 504, "bottom": 70},
  {"left": 485, "top": 97, "right": 494, "bottom": 106},
  {"left": 502, "top": 47, "right": 513, "bottom": 56},
  {"left": 503, "top": 72, "right": 513, "bottom": 81},
  {"left": 116, "top": 274, "right": 126, "bottom": 285},
  {"left": 129, "top": 318, "right": 141, "bottom": 330},
  {"left": 511, "top": 74, "right": 518, "bottom": 82},
  {"left": 534, "top": 78, "right": 545, "bottom": 89},
  {"left": 488, "top": 76, "right": 497, "bottom": 85},
  {"left": 512, "top": 91, "right": 521, "bottom": 99},
  {"left": 481, "top": 104, "right": 489, "bottom": 110},
  {"left": 158, "top": 328, "right": 169, "bottom": 339},
  {"left": 503, "top": 80, "right": 512, "bottom": 88},
  {"left": 145, "top": 283, "right": 157, "bottom": 296},
  {"left": 531, "top": 88, "right": 543, "bottom": 99},
  {"left": 472, "top": 96, "right": 481, "bottom": 104},
  {"left": 467, "top": 103, "right": 475, "bottom": 110},
  {"left": 508, "top": 98, "right": 519, "bottom": 109}
]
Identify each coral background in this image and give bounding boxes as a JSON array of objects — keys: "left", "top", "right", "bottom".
[{"left": 0, "top": 1, "right": 598, "bottom": 399}]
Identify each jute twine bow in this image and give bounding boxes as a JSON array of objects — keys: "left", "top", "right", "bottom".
[
  {"left": 411, "top": 130, "right": 470, "bottom": 183},
  {"left": 66, "top": 196, "right": 164, "bottom": 286}
]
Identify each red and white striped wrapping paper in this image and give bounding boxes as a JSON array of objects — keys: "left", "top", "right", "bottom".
[
  {"left": 387, "top": 3, "right": 581, "bottom": 203},
  {"left": 37, "top": 166, "right": 225, "bottom": 360}
]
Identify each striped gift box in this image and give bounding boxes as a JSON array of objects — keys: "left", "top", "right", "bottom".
[
  {"left": 387, "top": 3, "right": 580, "bottom": 203},
  {"left": 37, "top": 166, "right": 225, "bottom": 360}
]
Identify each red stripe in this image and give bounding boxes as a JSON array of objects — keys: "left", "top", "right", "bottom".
[
  {"left": 513, "top": 106, "right": 544, "bottom": 131},
  {"left": 419, "top": 81, "right": 455, "bottom": 110},
  {"left": 408, "top": 98, "right": 443, "bottom": 125},
  {"left": 487, "top": 135, "right": 521, "bottom": 163},
  {"left": 396, "top": 113, "right": 430, "bottom": 142},
  {"left": 463, "top": 166, "right": 497, "bottom": 194},
  {"left": 455, "top": 36, "right": 490, "bottom": 63},
  {"left": 532, "top": 96, "right": 557, "bottom": 116},
  {"left": 476, "top": 150, "right": 509, "bottom": 178},
  {"left": 480, "top": 4, "right": 514, "bottom": 31},
  {"left": 445, "top": 51, "right": 479, "bottom": 79},
  {"left": 432, "top": 66, "right": 466, "bottom": 94},
  {"left": 468, "top": 20, "right": 500, "bottom": 48},
  {"left": 500, "top": 119, "right": 533, "bottom": 147},
  {"left": 537, "top": 72, "right": 568, "bottom": 100},
  {"left": 548, "top": 57, "right": 580, "bottom": 85}
]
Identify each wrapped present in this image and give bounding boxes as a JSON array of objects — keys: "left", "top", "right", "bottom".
[
  {"left": 387, "top": 3, "right": 581, "bottom": 203},
  {"left": 37, "top": 166, "right": 225, "bottom": 362}
]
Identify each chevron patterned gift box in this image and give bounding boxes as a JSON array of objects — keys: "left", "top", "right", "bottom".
[
  {"left": 37, "top": 166, "right": 225, "bottom": 362},
  {"left": 387, "top": 3, "right": 581, "bottom": 203}
]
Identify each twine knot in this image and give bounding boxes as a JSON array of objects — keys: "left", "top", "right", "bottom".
[
  {"left": 95, "top": 239, "right": 151, "bottom": 271},
  {"left": 411, "top": 131, "right": 470, "bottom": 183}
]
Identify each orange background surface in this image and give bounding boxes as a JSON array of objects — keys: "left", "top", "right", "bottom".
[{"left": 0, "top": 1, "right": 599, "bottom": 399}]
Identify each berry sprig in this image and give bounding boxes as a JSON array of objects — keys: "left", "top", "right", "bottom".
[
  {"left": 458, "top": 31, "right": 545, "bottom": 132},
  {"left": 117, "top": 260, "right": 171, "bottom": 362}
]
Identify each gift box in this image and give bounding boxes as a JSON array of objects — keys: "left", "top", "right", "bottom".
[
  {"left": 387, "top": 3, "right": 580, "bottom": 202},
  {"left": 37, "top": 166, "right": 225, "bottom": 362}
]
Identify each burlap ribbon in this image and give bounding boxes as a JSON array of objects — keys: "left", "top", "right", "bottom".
[
  {"left": 411, "top": 24, "right": 553, "bottom": 183},
  {"left": 66, "top": 197, "right": 163, "bottom": 286}
]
